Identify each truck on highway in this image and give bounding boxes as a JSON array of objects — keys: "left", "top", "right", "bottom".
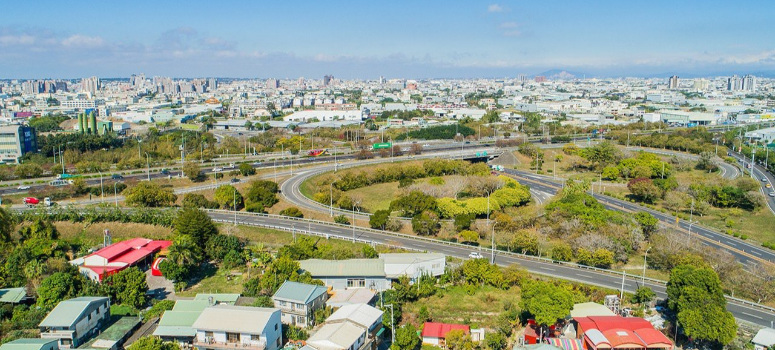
[{"left": 23, "top": 197, "right": 53, "bottom": 208}]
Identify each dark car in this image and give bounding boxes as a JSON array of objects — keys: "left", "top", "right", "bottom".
[
  {"left": 111, "top": 174, "right": 124, "bottom": 180},
  {"left": 160, "top": 169, "right": 170, "bottom": 175},
  {"left": 230, "top": 178, "right": 240, "bottom": 183}
]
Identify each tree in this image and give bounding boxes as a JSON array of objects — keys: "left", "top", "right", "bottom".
[
  {"left": 461, "top": 259, "right": 503, "bottom": 287},
  {"left": 206, "top": 235, "right": 244, "bottom": 261},
  {"left": 279, "top": 207, "right": 303, "bottom": 218},
  {"left": 627, "top": 178, "right": 660, "bottom": 203},
  {"left": 454, "top": 213, "right": 475, "bottom": 231},
  {"left": 173, "top": 208, "right": 218, "bottom": 246},
  {"left": 695, "top": 151, "right": 718, "bottom": 172},
  {"left": 411, "top": 211, "right": 440, "bottom": 236},
  {"left": 37, "top": 272, "right": 80, "bottom": 308},
  {"left": 369, "top": 209, "right": 391, "bottom": 230},
  {"left": 446, "top": 329, "right": 475, "bottom": 350},
  {"left": 103, "top": 267, "right": 148, "bottom": 309},
  {"left": 551, "top": 243, "right": 573, "bottom": 262},
  {"left": 632, "top": 286, "right": 655, "bottom": 306},
  {"left": 667, "top": 264, "right": 736, "bottom": 346},
  {"left": 460, "top": 230, "right": 480, "bottom": 244},
  {"left": 124, "top": 182, "right": 177, "bottom": 207},
  {"left": 390, "top": 191, "right": 437, "bottom": 217},
  {"left": 213, "top": 184, "right": 243, "bottom": 210},
  {"left": 484, "top": 331, "right": 507, "bottom": 350},
  {"left": 183, "top": 161, "right": 204, "bottom": 182},
  {"left": 520, "top": 281, "right": 574, "bottom": 327},
  {"left": 391, "top": 324, "right": 420, "bottom": 350},
  {"left": 602, "top": 166, "right": 620, "bottom": 180},
  {"left": 245, "top": 180, "right": 279, "bottom": 212},
  {"left": 0, "top": 207, "right": 13, "bottom": 243},
  {"left": 127, "top": 336, "right": 180, "bottom": 350},
  {"left": 582, "top": 141, "right": 621, "bottom": 169},
  {"left": 509, "top": 230, "right": 539, "bottom": 255},
  {"left": 410, "top": 143, "right": 423, "bottom": 155},
  {"left": 182, "top": 193, "right": 218, "bottom": 209},
  {"left": 238, "top": 163, "right": 256, "bottom": 176},
  {"left": 634, "top": 212, "right": 659, "bottom": 240},
  {"left": 362, "top": 245, "right": 378, "bottom": 258}
]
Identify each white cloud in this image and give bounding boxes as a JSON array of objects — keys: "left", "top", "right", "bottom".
[
  {"left": 0, "top": 34, "right": 36, "bottom": 46},
  {"left": 487, "top": 4, "right": 503, "bottom": 12},
  {"left": 61, "top": 35, "right": 104, "bottom": 48}
]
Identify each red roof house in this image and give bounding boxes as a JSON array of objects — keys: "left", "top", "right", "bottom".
[
  {"left": 71, "top": 239, "right": 172, "bottom": 281},
  {"left": 422, "top": 322, "right": 470, "bottom": 347},
  {"left": 573, "top": 316, "right": 673, "bottom": 350}
]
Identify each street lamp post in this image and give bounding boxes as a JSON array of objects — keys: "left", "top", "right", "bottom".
[
  {"left": 329, "top": 182, "right": 334, "bottom": 217},
  {"left": 144, "top": 152, "right": 150, "bottom": 181},
  {"left": 114, "top": 182, "right": 118, "bottom": 207},
  {"left": 98, "top": 170, "right": 104, "bottom": 201},
  {"left": 642, "top": 247, "right": 651, "bottom": 285},
  {"left": 233, "top": 188, "right": 237, "bottom": 225},
  {"left": 384, "top": 304, "right": 395, "bottom": 345}
]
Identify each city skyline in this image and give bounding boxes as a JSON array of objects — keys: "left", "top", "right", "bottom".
[{"left": 2, "top": 0, "right": 775, "bottom": 79}]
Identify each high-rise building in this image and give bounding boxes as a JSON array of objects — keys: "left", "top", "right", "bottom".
[
  {"left": 81, "top": 76, "right": 100, "bottom": 94},
  {"left": 693, "top": 79, "right": 709, "bottom": 91},
  {"left": 378, "top": 76, "right": 385, "bottom": 84},
  {"left": 208, "top": 78, "right": 217, "bottom": 91},
  {"left": 668, "top": 75, "right": 679, "bottom": 89},
  {"left": 727, "top": 75, "right": 742, "bottom": 91},
  {"left": 323, "top": 75, "right": 333, "bottom": 86},
  {"left": 266, "top": 78, "right": 279, "bottom": 89},
  {"left": 742, "top": 75, "right": 756, "bottom": 92},
  {"left": 130, "top": 73, "right": 146, "bottom": 90},
  {"left": 534, "top": 76, "right": 547, "bottom": 83}
]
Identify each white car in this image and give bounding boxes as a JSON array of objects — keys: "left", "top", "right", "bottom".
[
  {"left": 769, "top": 192, "right": 775, "bottom": 197},
  {"left": 212, "top": 167, "right": 223, "bottom": 172},
  {"left": 468, "top": 252, "right": 484, "bottom": 259},
  {"left": 17, "top": 185, "right": 30, "bottom": 190}
]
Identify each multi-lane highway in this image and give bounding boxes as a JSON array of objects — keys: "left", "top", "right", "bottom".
[
  {"left": 729, "top": 150, "right": 775, "bottom": 215},
  {"left": 201, "top": 209, "right": 775, "bottom": 327}
]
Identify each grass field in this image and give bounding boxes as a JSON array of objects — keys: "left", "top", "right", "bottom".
[
  {"left": 402, "top": 285, "right": 521, "bottom": 329},
  {"left": 695, "top": 207, "right": 775, "bottom": 246},
  {"left": 346, "top": 182, "right": 400, "bottom": 212}
]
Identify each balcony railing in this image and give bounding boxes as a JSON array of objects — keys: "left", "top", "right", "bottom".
[
  {"left": 41, "top": 330, "right": 75, "bottom": 338},
  {"left": 194, "top": 338, "right": 266, "bottom": 350}
]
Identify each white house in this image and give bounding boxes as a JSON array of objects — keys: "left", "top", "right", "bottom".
[
  {"left": 380, "top": 253, "right": 445, "bottom": 281},
  {"left": 302, "top": 322, "right": 367, "bottom": 350},
  {"left": 191, "top": 305, "right": 282, "bottom": 350},
  {"left": 39, "top": 297, "right": 110, "bottom": 349},
  {"left": 298, "top": 259, "right": 391, "bottom": 291}
]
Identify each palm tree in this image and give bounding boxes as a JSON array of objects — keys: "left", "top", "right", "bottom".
[{"left": 168, "top": 235, "right": 202, "bottom": 266}]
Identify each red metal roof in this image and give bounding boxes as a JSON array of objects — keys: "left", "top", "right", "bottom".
[
  {"left": 112, "top": 247, "right": 155, "bottom": 265},
  {"left": 421, "top": 322, "right": 470, "bottom": 339},
  {"left": 144, "top": 240, "right": 172, "bottom": 252},
  {"left": 602, "top": 329, "right": 645, "bottom": 348},
  {"left": 574, "top": 316, "right": 673, "bottom": 349},
  {"left": 633, "top": 328, "right": 673, "bottom": 348},
  {"left": 93, "top": 243, "right": 133, "bottom": 260}
]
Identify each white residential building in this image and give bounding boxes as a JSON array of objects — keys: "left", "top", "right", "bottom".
[{"left": 191, "top": 305, "right": 282, "bottom": 350}]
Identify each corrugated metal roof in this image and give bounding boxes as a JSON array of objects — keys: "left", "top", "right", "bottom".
[
  {"left": 753, "top": 328, "right": 775, "bottom": 347},
  {"left": 569, "top": 302, "right": 615, "bottom": 318},
  {"left": 153, "top": 326, "right": 197, "bottom": 338},
  {"left": 0, "top": 288, "right": 27, "bottom": 303},
  {"left": 299, "top": 259, "right": 385, "bottom": 277},
  {"left": 379, "top": 253, "right": 445, "bottom": 264},
  {"left": 0, "top": 339, "right": 58, "bottom": 350},
  {"left": 172, "top": 300, "right": 210, "bottom": 312},
  {"left": 158, "top": 311, "right": 201, "bottom": 327},
  {"left": 306, "top": 321, "right": 365, "bottom": 349},
  {"left": 272, "top": 281, "right": 328, "bottom": 304},
  {"left": 191, "top": 305, "right": 278, "bottom": 334},
  {"left": 193, "top": 293, "right": 240, "bottom": 304},
  {"left": 326, "top": 303, "right": 382, "bottom": 330},
  {"left": 39, "top": 297, "right": 109, "bottom": 328}
]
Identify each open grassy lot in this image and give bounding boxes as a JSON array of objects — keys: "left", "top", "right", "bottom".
[
  {"left": 402, "top": 285, "right": 520, "bottom": 329},
  {"left": 695, "top": 207, "right": 775, "bottom": 246},
  {"left": 345, "top": 181, "right": 400, "bottom": 213}
]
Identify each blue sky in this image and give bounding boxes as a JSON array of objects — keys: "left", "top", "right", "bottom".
[{"left": 2, "top": 0, "right": 775, "bottom": 79}]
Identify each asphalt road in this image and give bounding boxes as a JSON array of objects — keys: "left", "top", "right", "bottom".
[
  {"left": 204, "top": 210, "right": 775, "bottom": 327},
  {"left": 728, "top": 150, "right": 775, "bottom": 215},
  {"left": 503, "top": 169, "right": 775, "bottom": 268}
]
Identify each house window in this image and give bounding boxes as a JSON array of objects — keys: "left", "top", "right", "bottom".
[
  {"left": 226, "top": 332, "right": 240, "bottom": 343},
  {"left": 297, "top": 316, "right": 306, "bottom": 325},
  {"left": 61, "top": 339, "right": 72, "bottom": 346},
  {"left": 347, "top": 279, "right": 366, "bottom": 288},
  {"left": 279, "top": 301, "right": 286, "bottom": 306},
  {"left": 204, "top": 331, "right": 213, "bottom": 339},
  {"left": 276, "top": 339, "right": 281, "bottom": 347},
  {"left": 275, "top": 324, "right": 278, "bottom": 331},
  {"left": 250, "top": 334, "right": 260, "bottom": 341}
]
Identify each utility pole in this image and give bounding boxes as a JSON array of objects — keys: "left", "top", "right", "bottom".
[
  {"left": 642, "top": 247, "right": 651, "bottom": 285},
  {"left": 145, "top": 152, "right": 151, "bottom": 181}
]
